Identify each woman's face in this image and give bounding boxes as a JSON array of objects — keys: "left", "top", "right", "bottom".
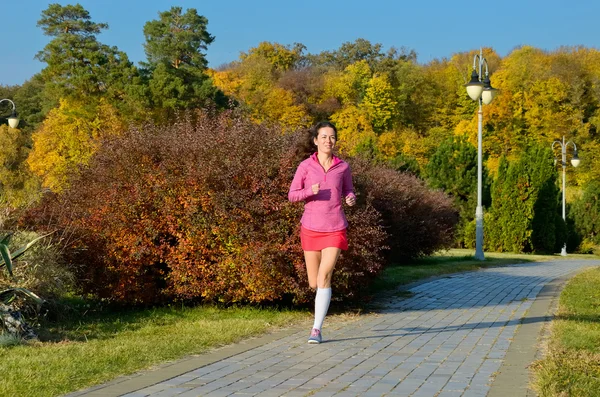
[{"left": 314, "top": 127, "right": 337, "bottom": 154}]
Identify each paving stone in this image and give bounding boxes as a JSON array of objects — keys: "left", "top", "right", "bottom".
[{"left": 148, "top": 388, "right": 192, "bottom": 397}]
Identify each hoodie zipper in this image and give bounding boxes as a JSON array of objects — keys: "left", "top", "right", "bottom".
[
  {"left": 322, "top": 161, "right": 341, "bottom": 182},
  {"left": 313, "top": 154, "right": 340, "bottom": 183}
]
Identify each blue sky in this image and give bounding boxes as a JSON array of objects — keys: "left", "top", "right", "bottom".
[{"left": 2, "top": 0, "right": 598, "bottom": 86}]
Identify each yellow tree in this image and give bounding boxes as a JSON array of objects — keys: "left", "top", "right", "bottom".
[
  {"left": 0, "top": 125, "right": 40, "bottom": 209},
  {"left": 330, "top": 105, "right": 376, "bottom": 156},
  {"left": 322, "top": 70, "right": 353, "bottom": 106},
  {"left": 387, "top": 59, "right": 429, "bottom": 132},
  {"left": 420, "top": 58, "right": 464, "bottom": 131},
  {"left": 420, "top": 48, "right": 500, "bottom": 143},
  {"left": 377, "top": 130, "right": 403, "bottom": 160},
  {"left": 240, "top": 41, "right": 305, "bottom": 73},
  {"left": 397, "top": 127, "right": 441, "bottom": 166},
  {"left": 320, "top": 61, "right": 380, "bottom": 155},
  {"left": 28, "top": 99, "right": 125, "bottom": 192},
  {"left": 484, "top": 46, "right": 546, "bottom": 151},
  {"left": 542, "top": 47, "right": 600, "bottom": 189},
  {"left": 524, "top": 77, "right": 581, "bottom": 143},
  {"left": 253, "top": 87, "right": 308, "bottom": 130},
  {"left": 322, "top": 60, "right": 372, "bottom": 106},
  {"left": 207, "top": 68, "right": 243, "bottom": 98},
  {"left": 210, "top": 43, "right": 310, "bottom": 130},
  {"left": 483, "top": 46, "right": 598, "bottom": 181},
  {"left": 362, "top": 73, "right": 397, "bottom": 132}
]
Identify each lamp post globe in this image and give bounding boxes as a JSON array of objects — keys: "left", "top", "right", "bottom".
[
  {"left": 465, "top": 71, "right": 484, "bottom": 101},
  {"left": 571, "top": 152, "right": 581, "bottom": 168},
  {"left": 1, "top": 99, "right": 19, "bottom": 129},
  {"left": 481, "top": 76, "right": 498, "bottom": 105},
  {"left": 8, "top": 113, "right": 19, "bottom": 129}
]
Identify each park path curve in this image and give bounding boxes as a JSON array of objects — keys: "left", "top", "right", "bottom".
[{"left": 68, "top": 260, "right": 600, "bottom": 397}]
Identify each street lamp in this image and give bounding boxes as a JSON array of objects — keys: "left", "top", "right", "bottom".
[
  {"left": 552, "top": 136, "right": 580, "bottom": 256},
  {"left": 0, "top": 99, "right": 19, "bottom": 129},
  {"left": 465, "top": 48, "right": 498, "bottom": 261}
]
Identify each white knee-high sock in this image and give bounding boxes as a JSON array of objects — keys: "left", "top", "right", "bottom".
[{"left": 313, "top": 288, "right": 332, "bottom": 330}]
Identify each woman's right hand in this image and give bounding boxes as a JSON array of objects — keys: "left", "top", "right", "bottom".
[{"left": 311, "top": 183, "right": 320, "bottom": 195}]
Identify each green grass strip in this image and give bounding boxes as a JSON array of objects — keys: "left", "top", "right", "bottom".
[
  {"left": 532, "top": 267, "right": 600, "bottom": 396},
  {"left": 0, "top": 306, "right": 308, "bottom": 397}
]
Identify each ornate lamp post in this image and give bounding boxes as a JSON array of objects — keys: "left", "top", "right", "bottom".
[
  {"left": 464, "top": 48, "right": 498, "bottom": 261},
  {"left": 552, "top": 136, "right": 580, "bottom": 256},
  {"left": 0, "top": 99, "right": 19, "bottom": 129}
]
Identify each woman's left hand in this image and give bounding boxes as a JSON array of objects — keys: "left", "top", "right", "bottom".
[{"left": 345, "top": 195, "right": 356, "bottom": 207}]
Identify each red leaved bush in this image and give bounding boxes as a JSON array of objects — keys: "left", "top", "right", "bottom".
[
  {"left": 25, "top": 110, "right": 456, "bottom": 304},
  {"left": 350, "top": 159, "right": 459, "bottom": 261},
  {"left": 26, "top": 110, "right": 388, "bottom": 304}
]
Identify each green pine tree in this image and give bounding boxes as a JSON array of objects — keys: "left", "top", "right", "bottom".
[
  {"left": 142, "top": 6, "right": 226, "bottom": 118},
  {"left": 487, "top": 145, "right": 560, "bottom": 253},
  {"left": 36, "top": 4, "right": 144, "bottom": 118},
  {"left": 571, "top": 180, "right": 600, "bottom": 245}
]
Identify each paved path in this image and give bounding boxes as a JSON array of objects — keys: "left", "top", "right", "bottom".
[{"left": 68, "top": 260, "right": 600, "bottom": 397}]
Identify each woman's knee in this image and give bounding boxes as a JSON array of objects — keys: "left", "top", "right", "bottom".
[{"left": 317, "top": 272, "right": 333, "bottom": 288}]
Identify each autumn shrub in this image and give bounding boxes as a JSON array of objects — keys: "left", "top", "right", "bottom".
[
  {"left": 349, "top": 158, "right": 459, "bottom": 262},
  {"left": 25, "top": 110, "right": 390, "bottom": 305}
]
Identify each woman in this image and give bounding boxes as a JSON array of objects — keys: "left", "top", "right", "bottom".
[{"left": 288, "top": 121, "right": 356, "bottom": 344}]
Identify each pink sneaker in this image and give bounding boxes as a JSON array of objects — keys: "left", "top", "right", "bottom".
[{"left": 308, "top": 328, "right": 322, "bottom": 344}]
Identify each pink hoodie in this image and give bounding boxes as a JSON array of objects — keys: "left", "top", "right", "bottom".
[{"left": 288, "top": 153, "right": 356, "bottom": 232}]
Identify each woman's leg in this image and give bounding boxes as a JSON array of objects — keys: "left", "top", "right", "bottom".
[
  {"left": 312, "top": 247, "right": 341, "bottom": 332},
  {"left": 304, "top": 251, "right": 321, "bottom": 290},
  {"left": 316, "top": 247, "right": 341, "bottom": 288}
]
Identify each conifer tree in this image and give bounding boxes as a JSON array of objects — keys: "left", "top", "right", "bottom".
[
  {"left": 142, "top": 6, "right": 226, "bottom": 115},
  {"left": 487, "top": 145, "right": 560, "bottom": 253},
  {"left": 571, "top": 181, "right": 600, "bottom": 245},
  {"left": 36, "top": 3, "right": 140, "bottom": 107}
]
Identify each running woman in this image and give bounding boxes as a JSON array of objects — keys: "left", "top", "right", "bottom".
[{"left": 288, "top": 121, "right": 356, "bottom": 344}]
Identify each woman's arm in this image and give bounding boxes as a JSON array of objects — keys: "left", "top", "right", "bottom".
[
  {"left": 288, "top": 163, "right": 314, "bottom": 202},
  {"left": 342, "top": 165, "right": 356, "bottom": 200}
]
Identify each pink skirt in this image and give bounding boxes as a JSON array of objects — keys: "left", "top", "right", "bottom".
[{"left": 300, "top": 226, "right": 348, "bottom": 251}]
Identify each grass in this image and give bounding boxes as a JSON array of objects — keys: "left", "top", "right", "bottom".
[
  {"left": 0, "top": 304, "right": 310, "bottom": 397},
  {"left": 531, "top": 267, "right": 600, "bottom": 396},
  {"left": 1, "top": 248, "right": 597, "bottom": 397}
]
